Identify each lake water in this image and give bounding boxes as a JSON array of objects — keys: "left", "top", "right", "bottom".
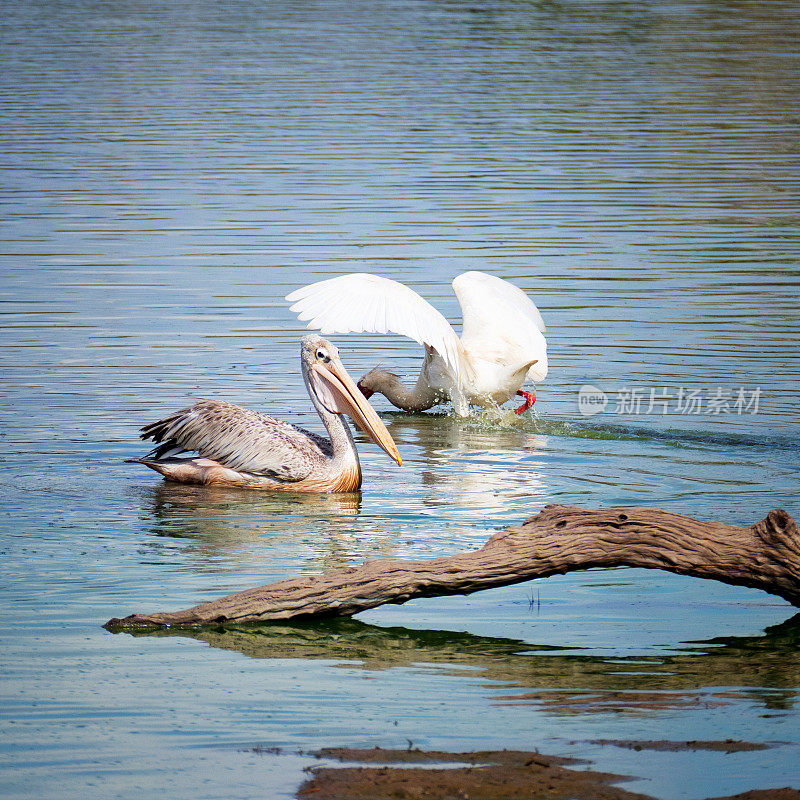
[{"left": 1, "top": 1, "right": 799, "bottom": 798}]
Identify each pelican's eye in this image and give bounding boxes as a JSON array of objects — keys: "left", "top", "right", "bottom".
[{"left": 315, "top": 348, "right": 330, "bottom": 363}]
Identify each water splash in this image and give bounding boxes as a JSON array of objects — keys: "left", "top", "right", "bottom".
[{"left": 421, "top": 406, "right": 800, "bottom": 454}]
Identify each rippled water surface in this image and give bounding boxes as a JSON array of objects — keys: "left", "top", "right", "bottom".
[{"left": 2, "top": 1, "right": 799, "bottom": 798}]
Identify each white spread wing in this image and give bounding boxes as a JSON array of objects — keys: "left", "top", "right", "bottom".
[
  {"left": 286, "top": 273, "right": 463, "bottom": 380},
  {"left": 452, "top": 271, "right": 548, "bottom": 382}
]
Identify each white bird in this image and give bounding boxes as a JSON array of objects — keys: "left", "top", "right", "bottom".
[
  {"left": 126, "top": 335, "right": 402, "bottom": 492},
  {"left": 286, "top": 272, "right": 547, "bottom": 416}
]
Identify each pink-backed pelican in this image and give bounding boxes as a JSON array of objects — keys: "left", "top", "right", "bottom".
[{"left": 126, "top": 335, "right": 402, "bottom": 492}]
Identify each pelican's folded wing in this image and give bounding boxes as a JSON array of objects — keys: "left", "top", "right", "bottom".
[
  {"left": 286, "top": 273, "right": 463, "bottom": 381},
  {"left": 140, "top": 400, "right": 326, "bottom": 481},
  {"left": 452, "top": 271, "right": 548, "bottom": 382}
]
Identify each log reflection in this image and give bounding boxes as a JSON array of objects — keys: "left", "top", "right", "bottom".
[{"left": 132, "top": 613, "right": 800, "bottom": 714}]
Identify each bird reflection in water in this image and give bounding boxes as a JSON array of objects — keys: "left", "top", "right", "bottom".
[
  {"left": 381, "top": 412, "right": 550, "bottom": 515},
  {"left": 134, "top": 482, "right": 398, "bottom": 574}
]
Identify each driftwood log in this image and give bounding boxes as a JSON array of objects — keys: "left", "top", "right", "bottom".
[{"left": 105, "top": 505, "right": 800, "bottom": 629}]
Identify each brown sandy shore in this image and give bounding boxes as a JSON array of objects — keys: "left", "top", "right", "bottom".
[{"left": 292, "top": 743, "right": 800, "bottom": 800}]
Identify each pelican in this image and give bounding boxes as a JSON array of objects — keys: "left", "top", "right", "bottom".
[
  {"left": 286, "top": 271, "right": 547, "bottom": 416},
  {"left": 126, "top": 335, "right": 402, "bottom": 492}
]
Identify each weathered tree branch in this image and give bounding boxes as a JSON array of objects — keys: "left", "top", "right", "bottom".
[{"left": 105, "top": 505, "right": 800, "bottom": 629}]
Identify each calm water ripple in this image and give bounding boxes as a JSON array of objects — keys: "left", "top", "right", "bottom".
[{"left": 1, "top": 1, "right": 799, "bottom": 798}]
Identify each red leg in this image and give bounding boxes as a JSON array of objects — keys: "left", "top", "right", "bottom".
[{"left": 514, "top": 390, "right": 536, "bottom": 415}]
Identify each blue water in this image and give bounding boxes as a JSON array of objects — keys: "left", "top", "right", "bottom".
[{"left": 1, "top": 1, "right": 799, "bottom": 798}]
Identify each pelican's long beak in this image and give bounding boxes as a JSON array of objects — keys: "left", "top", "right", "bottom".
[{"left": 310, "top": 360, "right": 402, "bottom": 466}]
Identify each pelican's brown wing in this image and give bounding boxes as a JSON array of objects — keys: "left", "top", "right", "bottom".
[{"left": 140, "top": 399, "right": 331, "bottom": 482}]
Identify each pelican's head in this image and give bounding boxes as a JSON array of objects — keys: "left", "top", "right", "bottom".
[{"left": 301, "top": 336, "right": 402, "bottom": 466}]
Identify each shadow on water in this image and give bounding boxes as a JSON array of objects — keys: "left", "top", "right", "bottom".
[{"left": 130, "top": 614, "right": 800, "bottom": 715}]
